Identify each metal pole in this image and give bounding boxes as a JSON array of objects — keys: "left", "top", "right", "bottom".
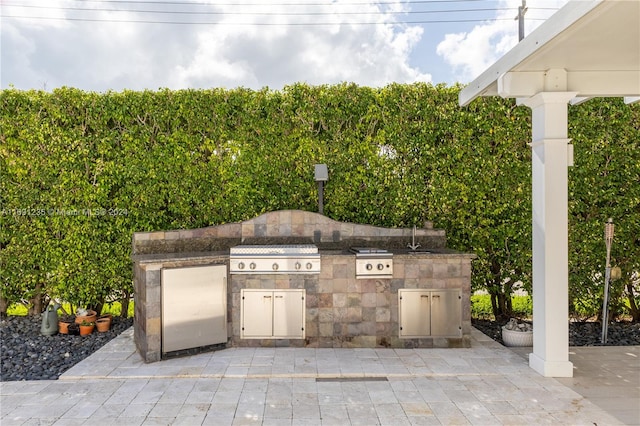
[
  {"left": 516, "top": 0, "right": 528, "bottom": 41},
  {"left": 601, "top": 218, "right": 614, "bottom": 344},
  {"left": 318, "top": 181, "right": 324, "bottom": 215}
]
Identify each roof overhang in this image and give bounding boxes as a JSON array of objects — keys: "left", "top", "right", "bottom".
[{"left": 459, "top": 0, "right": 640, "bottom": 106}]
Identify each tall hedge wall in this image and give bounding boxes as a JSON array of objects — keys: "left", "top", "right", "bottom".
[{"left": 1, "top": 84, "right": 638, "bottom": 319}]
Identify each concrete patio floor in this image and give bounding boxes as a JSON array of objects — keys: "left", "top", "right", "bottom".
[{"left": 1, "top": 327, "right": 638, "bottom": 425}]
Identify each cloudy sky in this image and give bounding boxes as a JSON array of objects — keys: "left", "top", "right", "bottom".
[{"left": 1, "top": 0, "right": 568, "bottom": 92}]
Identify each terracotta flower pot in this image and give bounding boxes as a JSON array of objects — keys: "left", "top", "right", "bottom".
[
  {"left": 79, "top": 323, "right": 95, "bottom": 336},
  {"left": 75, "top": 310, "right": 97, "bottom": 325},
  {"left": 96, "top": 318, "right": 110, "bottom": 332},
  {"left": 58, "top": 320, "right": 72, "bottom": 334}
]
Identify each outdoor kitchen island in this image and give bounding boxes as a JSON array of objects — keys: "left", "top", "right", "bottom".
[{"left": 132, "top": 210, "right": 474, "bottom": 363}]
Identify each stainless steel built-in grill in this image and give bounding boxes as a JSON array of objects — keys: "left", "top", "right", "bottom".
[
  {"left": 229, "top": 244, "right": 321, "bottom": 274},
  {"left": 350, "top": 247, "right": 393, "bottom": 279}
]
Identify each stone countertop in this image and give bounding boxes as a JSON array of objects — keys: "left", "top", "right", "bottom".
[
  {"left": 391, "top": 248, "right": 476, "bottom": 258},
  {"left": 133, "top": 248, "right": 476, "bottom": 264},
  {"left": 133, "top": 251, "right": 228, "bottom": 264},
  {"left": 318, "top": 248, "right": 475, "bottom": 258}
]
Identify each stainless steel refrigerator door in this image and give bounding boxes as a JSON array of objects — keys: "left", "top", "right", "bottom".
[{"left": 161, "top": 264, "right": 227, "bottom": 353}]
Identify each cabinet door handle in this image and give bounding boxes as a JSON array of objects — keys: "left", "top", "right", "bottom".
[
  {"left": 421, "top": 295, "right": 429, "bottom": 298},
  {"left": 223, "top": 276, "right": 228, "bottom": 323},
  {"left": 275, "top": 295, "right": 283, "bottom": 298},
  {"left": 433, "top": 295, "right": 440, "bottom": 298},
  {"left": 264, "top": 295, "right": 272, "bottom": 298}
]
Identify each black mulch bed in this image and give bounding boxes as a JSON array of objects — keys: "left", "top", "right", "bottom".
[
  {"left": 1, "top": 315, "right": 133, "bottom": 382},
  {"left": 472, "top": 318, "right": 640, "bottom": 347}
]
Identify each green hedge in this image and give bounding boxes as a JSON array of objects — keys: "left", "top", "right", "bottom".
[
  {"left": 1, "top": 84, "right": 638, "bottom": 319},
  {"left": 471, "top": 294, "right": 533, "bottom": 319}
]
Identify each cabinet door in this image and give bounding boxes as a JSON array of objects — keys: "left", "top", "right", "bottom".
[
  {"left": 161, "top": 264, "right": 227, "bottom": 353},
  {"left": 241, "top": 290, "right": 273, "bottom": 338},
  {"left": 430, "top": 290, "right": 462, "bottom": 337},
  {"left": 399, "top": 290, "right": 431, "bottom": 337},
  {"left": 272, "top": 290, "right": 305, "bottom": 338}
]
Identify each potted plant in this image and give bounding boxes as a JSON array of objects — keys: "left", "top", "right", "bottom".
[
  {"left": 58, "top": 317, "right": 73, "bottom": 334},
  {"left": 75, "top": 308, "right": 97, "bottom": 325},
  {"left": 79, "top": 320, "right": 95, "bottom": 336},
  {"left": 57, "top": 305, "right": 74, "bottom": 334},
  {"left": 501, "top": 318, "right": 533, "bottom": 347}
]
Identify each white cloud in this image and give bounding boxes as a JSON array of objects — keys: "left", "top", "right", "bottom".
[
  {"left": 1, "top": 0, "right": 431, "bottom": 91},
  {"left": 436, "top": 20, "right": 515, "bottom": 82},
  {"left": 166, "top": 1, "right": 432, "bottom": 89},
  {"left": 436, "top": 0, "right": 569, "bottom": 82}
]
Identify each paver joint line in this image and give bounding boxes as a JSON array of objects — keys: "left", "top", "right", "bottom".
[{"left": 316, "top": 377, "right": 389, "bottom": 382}]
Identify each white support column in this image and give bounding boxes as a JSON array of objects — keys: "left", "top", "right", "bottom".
[{"left": 521, "top": 91, "right": 577, "bottom": 377}]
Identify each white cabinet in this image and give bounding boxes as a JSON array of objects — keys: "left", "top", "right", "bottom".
[
  {"left": 241, "top": 289, "right": 305, "bottom": 339},
  {"left": 161, "top": 264, "right": 227, "bottom": 353},
  {"left": 399, "top": 289, "right": 462, "bottom": 338}
]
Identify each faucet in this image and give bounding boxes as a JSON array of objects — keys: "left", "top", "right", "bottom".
[{"left": 407, "top": 225, "right": 421, "bottom": 251}]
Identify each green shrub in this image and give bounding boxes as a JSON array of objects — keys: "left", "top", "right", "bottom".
[
  {"left": 471, "top": 294, "right": 494, "bottom": 318},
  {"left": 471, "top": 294, "right": 532, "bottom": 320},
  {"left": 7, "top": 301, "right": 134, "bottom": 318},
  {"left": 1, "top": 86, "right": 637, "bottom": 319}
]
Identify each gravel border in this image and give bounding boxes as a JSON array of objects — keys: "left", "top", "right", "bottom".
[
  {"left": 472, "top": 318, "right": 640, "bottom": 346},
  {"left": 1, "top": 315, "right": 133, "bottom": 381}
]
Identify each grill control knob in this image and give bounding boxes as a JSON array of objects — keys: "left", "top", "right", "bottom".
[
  {"left": 249, "top": 262, "right": 256, "bottom": 270},
  {"left": 366, "top": 263, "right": 373, "bottom": 271},
  {"left": 306, "top": 262, "right": 313, "bottom": 270},
  {"left": 272, "top": 263, "right": 279, "bottom": 271},
  {"left": 377, "top": 263, "right": 384, "bottom": 270},
  {"left": 295, "top": 262, "right": 302, "bottom": 270},
  {"left": 238, "top": 262, "right": 245, "bottom": 270}
]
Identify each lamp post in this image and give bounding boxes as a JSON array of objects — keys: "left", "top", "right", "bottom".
[
  {"left": 601, "top": 218, "right": 614, "bottom": 344},
  {"left": 314, "top": 164, "right": 328, "bottom": 215}
]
